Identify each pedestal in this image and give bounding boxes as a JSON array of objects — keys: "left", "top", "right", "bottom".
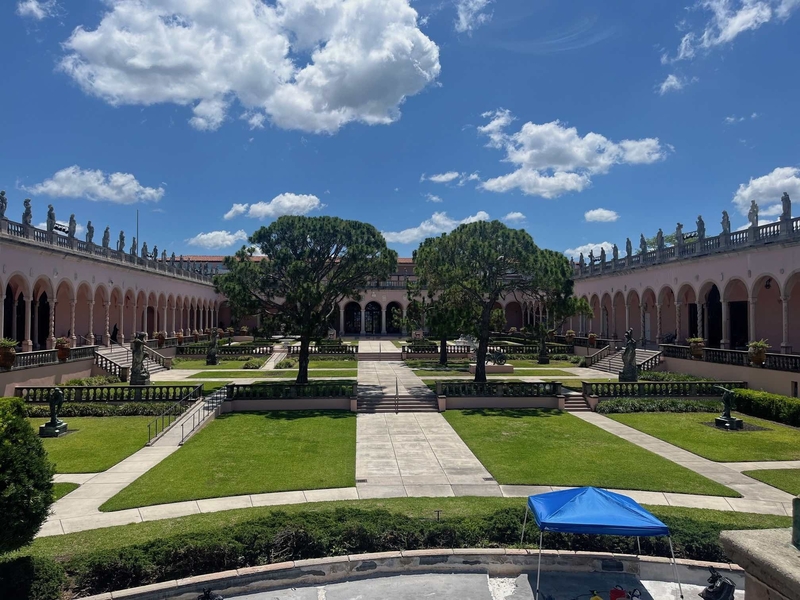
[
  {"left": 39, "top": 422, "right": 68, "bottom": 438},
  {"left": 618, "top": 366, "right": 638, "bottom": 382},
  {"left": 469, "top": 363, "right": 514, "bottom": 374},
  {"left": 715, "top": 416, "right": 744, "bottom": 430}
]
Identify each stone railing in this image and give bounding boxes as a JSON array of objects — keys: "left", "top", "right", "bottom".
[
  {"left": 94, "top": 351, "right": 129, "bottom": 381},
  {"left": 436, "top": 381, "right": 561, "bottom": 397},
  {"left": 582, "top": 380, "right": 748, "bottom": 399},
  {"left": 660, "top": 344, "right": 800, "bottom": 373},
  {"left": 287, "top": 345, "right": 357, "bottom": 355},
  {"left": 1, "top": 345, "right": 99, "bottom": 372},
  {"left": 15, "top": 384, "right": 201, "bottom": 402},
  {"left": 226, "top": 382, "right": 357, "bottom": 399},
  {"left": 573, "top": 215, "right": 800, "bottom": 279},
  {"left": 659, "top": 344, "right": 692, "bottom": 360},
  {"left": 0, "top": 215, "right": 215, "bottom": 284},
  {"left": 143, "top": 346, "right": 173, "bottom": 369},
  {"left": 176, "top": 344, "right": 273, "bottom": 357},
  {"left": 584, "top": 343, "right": 614, "bottom": 368}
]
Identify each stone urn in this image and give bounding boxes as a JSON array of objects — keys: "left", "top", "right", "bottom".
[
  {"left": 565, "top": 330, "right": 576, "bottom": 343},
  {"left": 688, "top": 338, "right": 704, "bottom": 359},
  {"left": 55, "top": 338, "right": 71, "bottom": 362},
  {"left": 176, "top": 332, "right": 184, "bottom": 345},
  {"left": 157, "top": 332, "right": 166, "bottom": 348},
  {"left": 588, "top": 333, "right": 597, "bottom": 348},
  {"left": 748, "top": 340, "right": 769, "bottom": 367},
  {"left": 0, "top": 340, "right": 17, "bottom": 369}
]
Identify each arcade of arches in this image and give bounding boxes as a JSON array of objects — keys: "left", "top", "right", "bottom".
[{"left": 576, "top": 274, "right": 800, "bottom": 352}]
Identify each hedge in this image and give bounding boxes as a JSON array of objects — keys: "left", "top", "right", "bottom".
[
  {"left": 25, "top": 402, "right": 177, "bottom": 418},
  {"left": 639, "top": 371, "right": 710, "bottom": 382},
  {"left": 596, "top": 398, "right": 723, "bottom": 414},
  {"left": 0, "top": 556, "right": 65, "bottom": 600},
  {"left": 734, "top": 389, "right": 800, "bottom": 427},
  {"left": 4, "top": 506, "right": 782, "bottom": 598},
  {"left": 61, "top": 375, "right": 122, "bottom": 387}
]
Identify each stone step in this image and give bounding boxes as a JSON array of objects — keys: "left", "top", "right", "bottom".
[
  {"left": 357, "top": 353, "right": 403, "bottom": 361},
  {"left": 357, "top": 397, "right": 439, "bottom": 413}
]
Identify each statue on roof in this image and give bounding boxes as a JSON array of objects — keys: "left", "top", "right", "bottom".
[
  {"left": 697, "top": 215, "right": 705, "bottom": 239},
  {"left": 130, "top": 236, "right": 137, "bottom": 256},
  {"left": 578, "top": 253, "right": 585, "bottom": 269},
  {"left": 675, "top": 222, "right": 683, "bottom": 242},
  {"left": 161, "top": 249, "right": 167, "bottom": 262},
  {"left": 117, "top": 230, "right": 125, "bottom": 252},
  {"left": 46, "top": 205, "right": 56, "bottom": 233},
  {"left": 101, "top": 226, "right": 109, "bottom": 248},
  {"left": 721, "top": 211, "right": 731, "bottom": 235},
  {"left": 639, "top": 234, "right": 647, "bottom": 255},
  {"left": 0, "top": 190, "right": 7, "bottom": 220},
  {"left": 625, "top": 237, "right": 632, "bottom": 258},
  {"left": 67, "top": 214, "right": 77, "bottom": 239},
  {"left": 612, "top": 244, "right": 619, "bottom": 263},
  {"left": 86, "top": 221, "right": 94, "bottom": 245},
  {"left": 151, "top": 245, "right": 158, "bottom": 260},
  {"left": 22, "top": 198, "right": 32, "bottom": 226},
  {"left": 141, "top": 242, "right": 149, "bottom": 259},
  {"left": 170, "top": 252, "right": 176, "bottom": 267},
  {"left": 656, "top": 229, "right": 664, "bottom": 251},
  {"left": 748, "top": 200, "right": 758, "bottom": 227},
  {"left": 599, "top": 247, "right": 606, "bottom": 264},
  {"left": 781, "top": 192, "right": 791, "bottom": 220}
]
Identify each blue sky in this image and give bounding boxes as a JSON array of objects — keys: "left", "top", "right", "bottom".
[{"left": 2, "top": 0, "right": 799, "bottom": 259}]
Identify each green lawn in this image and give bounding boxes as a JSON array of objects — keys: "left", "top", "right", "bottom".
[
  {"left": 609, "top": 412, "right": 800, "bottom": 462},
  {"left": 29, "top": 417, "right": 151, "bottom": 473},
  {"left": 188, "top": 369, "right": 357, "bottom": 379},
  {"left": 444, "top": 409, "right": 737, "bottom": 497},
  {"left": 22, "top": 497, "right": 789, "bottom": 562},
  {"left": 173, "top": 359, "right": 249, "bottom": 369},
  {"left": 414, "top": 368, "right": 574, "bottom": 378},
  {"left": 507, "top": 360, "right": 577, "bottom": 368},
  {"left": 53, "top": 482, "right": 79, "bottom": 501},
  {"left": 742, "top": 469, "right": 800, "bottom": 495},
  {"left": 100, "top": 410, "right": 356, "bottom": 511},
  {"left": 308, "top": 360, "right": 357, "bottom": 369}
]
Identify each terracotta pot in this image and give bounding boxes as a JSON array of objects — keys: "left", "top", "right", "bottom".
[
  {"left": 56, "top": 346, "right": 70, "bottom": 362},
  {"left": 690, "top": 342, "right": 704, "bottom": 359},
  {"left": 565, "top": 334, "right": 575, "bottom": 343},
  {"left": 0, "top": 347, "right": 16, "bottom": 369},
  {"left": 749, "top": 347, "right": 766, "bottom": 366}
]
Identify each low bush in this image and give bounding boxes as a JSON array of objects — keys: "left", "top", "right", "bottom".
[
  {"left": 639, "top": 371, "right": 710, "bottom": 382},
  {"left": 42, "top": 506, "right": 767, "bottom": 596},
  {"left": 0, "top": 556, "right": 66, "bottom": 600},
  {"left": 734, "top": 389, "right": 800, "bottom": 427},
  {"left": 25, "top": 402, "right": 176, "bottom": 418},
  {"left": 596, "top": 398, "right": 723, "bottom": 414},
  {"left": 309, "top": 356, "right": 356, "bottom": 362},
  {"left": 275, "top": 358, "right": 299, "bottom": 369},
  {"left": 61, "top": 375, "right": 122, "bottom": 387},
  {"left": 549, "top": 354, "right": 583, "bottom": 365},
  {"left": 243, "top": 358, "right": 266, "bottom": 370}
]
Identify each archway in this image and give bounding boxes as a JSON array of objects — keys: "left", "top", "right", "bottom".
[
  {"left": 751, "top": 275, "right": 782, "bottom": 350},
  {"left": 700, "top": 283, "right": 723, "bottom": 348},
  {"left": 364, "top": 301, "right": 382, "bottom": 335},
  {"left": 344, "top": 302, "right": 361, "bottom": 335},
  {"left": 386, "top": 302, "right": 403, "bottom": 334},
  {"left": 626, "top": 290, "right": 641, "bottom": 342},
  {"left": 723, "top": 279, "right": 749, "bottom": 349},
  {"left": 676, "top": 284, "right": 698, "bottom": 342},
  {"left": 658, "top": 286, "right": 676, "bottom": 344},
  {"left": 505, "top": 301, "right": 522, "bottom": 330}
]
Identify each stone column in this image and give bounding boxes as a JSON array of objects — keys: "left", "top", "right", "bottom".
[
  {"left": 721, "top": 301, "right": 730, "bottom": 349},
  {"left": 88, "top": 300, "right": 95, "bottom": 345},
  {"left": 103, "top": 301, "right": 110, "bottom": 346},
  {"left": 120, "top": 301, "right": 126, "bottom": 344},
  {"left": 381, "top": 307, "right": 387, "bottom": 335},
  {"left": 32, "top": 300, "right": 39, "bottom": 350},
  {"left": 675, "top": 301, "right": 682, "bottom": 342},
  {"left": 748, "top": 297, "right": 757, "bottom": 343},
  {"left": 48, "top": 301, "right": 56, "bottom": 349},
  {"left": 781, "top": 296, "right": 790, "bottom": 354},
  {"left": 624, "top": 303, "right": 630, "bottom": 332},
  {"left": 696, "top": 302, "right": 703, "bottom": 341},
  {"left": 655, "top": 303, "right": 662, "bottom": 344},
  {"left": 640, "top": 305, "right": 646, "bottom": 346},
  {"left": 142, "top": 302, "right": 148, "bottom": 337},
  {"left": 360, "top": 305, "right": 366, "bottom": 335},
  {"left": 69, "top": 300, "right": 77, "bottom": 347},
  {"left": 11, "top": 296, "right": 18, "bottom": 341},
  {"left": 171, "top": 306, "right": 176, "bottom": 337},
  {"left": 161, "top": 304, "right": 167, "bottom": 336},
  {"left": 611, "top": 304, "right": 617, "bottom": 339},
  {"left": 23, "top": 295, "right": 32, "bottom": 352},
  {"left": 0, "top": 289, "right": 4, "bottom": 340}
]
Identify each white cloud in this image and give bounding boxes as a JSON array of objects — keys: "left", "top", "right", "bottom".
[
  {"left": 24, "top": 165, "right": 164, "bottom": 204},
  {"left": 58, "top": 0, "right": 440, "bottom": 134},
  {"left": 425, "top": 193, "right": 443, "bottom": 203},
  {"left": 584, "top": 208, "right": 619, "bottom": 222},
  {"left": 425, "top": 171, "right": 461, "bottom": 184},
  {"left": 724, "top": 112, "right": 758, "bottom": 124},
  {"left": 658, "top": 74, "right": 689, "bottom": 95},
  {"left": 732, "top": 166, "right": 800, "bottom": 216},
  {"left": 186, "top": 229, "right": 249, "bottom": 249},
  {"left": 247, "top": 193, "right": 324, "bottom": 219},
  {"left": 382, "top": 210, "right": 490, "bottom": 244},
  {"left": 564, "top": 241, "right": 614, "bottom": 260},
  {"left": 36, "top": 220, "right": 86, "bottom": 237},
  {"left": 667, "top": 0, "right": 799, "bottom": 62},
  {"left": 455, "top": 0, "right": 493, "bottom": 33},
  {"left": 458, "top": 172, "right": 481, "bottom": 186},
  {"left": 502, "top": 211, "right": 526, "bottom": 222},
  {"left": 476, "top": 110, "right": 668, "bottom": 198},
  {"left": 16, "top": 0, "right": 57, "bottom": 20},
  {"left": 224, "top": 203, "right": 249, "bottom": 220}
]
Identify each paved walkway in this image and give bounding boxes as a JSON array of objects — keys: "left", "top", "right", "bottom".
[
  {"left": 358, "top": 340, "right": 401, "bottom": 353},
  {"left": 356, "top": 412, "right": 500, "bottom": 498},
  {"left": 357, "top": 360, "right": 435, "bottom": 398}
]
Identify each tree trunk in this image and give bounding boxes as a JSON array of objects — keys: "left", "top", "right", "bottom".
[
  {"left": 296, "top": 333, "right": 311, "bottom": 384},
  {"left": 439, "top": 333, "right": 448, "bottom": 366},
  {"left": 474, "top": 305, "right": 492, "bottom": 383}
]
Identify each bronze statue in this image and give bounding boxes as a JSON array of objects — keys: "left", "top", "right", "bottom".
[
  {"left": 48, "top": 388, "right": 65, "bottom": 427},
  {"left": 0, "top": 190, "right": 6, "bottom": 219},
  {"left": 46, "top": 205, "right": 56, "bottom": 232},
  {"left": 619, "top": 328, "right": 638, "bottom": 382},
  {"left": 86, "top": 221, "right": 95, "bottom": 244},
  {"left": 714, "top": 386, "right": 743, "bottom": 429},
  {"left": 206, "top": 328, "right": 219, "bottom": 365},
  {"left": 22, "top": 198, "right": 33, "bottom": 226}
]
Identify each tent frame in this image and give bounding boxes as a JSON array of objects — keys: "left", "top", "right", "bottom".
[{"left": 520, "top": 504, "right": 684, "bottom": 600}]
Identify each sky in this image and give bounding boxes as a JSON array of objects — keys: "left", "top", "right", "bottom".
[{"left": 2, "top": 0, "right": 800, "bottom": 260}]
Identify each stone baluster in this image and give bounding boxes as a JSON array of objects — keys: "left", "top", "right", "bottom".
[
  {"left": 88, "top": 300, "right": 95, "bottom": 345},
  {"left": 23, "top": 295, "right": 32, "bottom": 352},
  {"left": 70, "top": 300, "right": 77, "bottom": 347},
  {"left": 48, "top": 301, "right": 56, "bottom": 349}
]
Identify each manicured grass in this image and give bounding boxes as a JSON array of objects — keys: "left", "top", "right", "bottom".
[
  {"left": 100, "top": 410, "right": 356, "bottom": 511},
  {"left": 609, "top": 412, "right": 800, "bottom": 462},
  {"left": 29, "top": 417, "right": 151, "bottom": 473},
  {"left": 173, "top": 359, "right": 249, "bottom": 369},
  {"left": 22, "top": 498, "right": 789, "bottom": 562},
  {"left": 309, "top": 360, "right": 357, "bottom": 369},
  {"left": 188, "top": 369, "right": 357, "bottom": 379},
  {"left": 742, "top": 469, "right": 800, "bottom": 495},
  {"left": 414, "top": 368, "right": 573, "bottom": 378},
  {"left": 53, "top": 482, "right": 79, "bottom": 501},
  {"left": 507, "top": 360, "right": 577, "bottom": 368},
  {"left": 444, "top": 409, "right": 737, "bottom": 497},
  {"left": 508, "top": 369, "right": 574, "bottom": 376}
]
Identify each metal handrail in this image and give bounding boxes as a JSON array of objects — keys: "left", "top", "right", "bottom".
[
  {"left": 180, "top": 388, "right": 226, "bottom": 444},
  {"left": 146, "top": 384, "right": 203, "bottom": 444}
]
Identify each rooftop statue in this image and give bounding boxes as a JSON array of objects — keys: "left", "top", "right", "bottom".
[
  {"left": 141, "top": 242, "right": 149, "bottom": 259},
  {"left": 599, "top": 247, "right": 606, "bottom": 263},
  {"left": 162, "top": 250, "right": 167, "bottom": 262},
  {"left": 748, "top": 200, "right": 759, "bottom": 227},
  {"left": 697, "top": 215, "right": 705, "bottom": 239},
  {"left": 152, "top": 245, "right": 158, "bottom": 260},
  {"left": 721, "top": 211, "right": 731, "bottom": 235},
  {"left": 130, "top": 236, "right": 137, "bottom": 256},
  {"left": 68, "top": 214, "right": 77, "bottom": 238},
  {"left": 675, "top": 222, "right": 683, "bottom": 242},
  {"left": 639, "top": 234, "right": 647, "bottom": 255},
  {"left": 612, "top": 244, "right": 619, "bottom": 262},
  {"left": 625, "top": 237, "right": 632, "bottom": 258},
  {"left": 46, "top": 205, "right": 56, "bottom": 233},
  {"left": 170, "top": 252, "right": 176, "bottom": 266},
  {"left": 86, "top": 221, "right": 94, "bottom": 244},
  {"left": 0, "top": 190, "right": 7, "bottom": 219},
  {"left": 578, "top": 252, "right": 585, "bottom": 268},
  {"left": 117, "top": 230, "right": 125, "bottom": 252},
  {"left": 22, "top": 198, "right": 32, "bottom": 226},
  {"left": 781, "top": 192, "right": 791, "bottom": 220},
  {"left": 656, "top": 228, "right": 664, "bottom": 251}
]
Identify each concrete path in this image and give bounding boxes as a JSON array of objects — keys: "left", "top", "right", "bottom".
[
  {"left": 357, "top": 360, "right": 435, "bottom": 398},
  {"left": 356, "top": 412, "right": 501, "bottom": 498},
  {"left": 724, "top": 460, "right": 800, "bottom": 472},
  {"left": 358, "top": 340, "right": 400, "bottom": 353}
]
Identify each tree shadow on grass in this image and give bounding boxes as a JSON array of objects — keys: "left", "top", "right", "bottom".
[
  {"left": 458, "top": 408, "right": 564, "bottom": 419},
  {"left": 216, "top": 410, "right": 354, "bottom": 422}
]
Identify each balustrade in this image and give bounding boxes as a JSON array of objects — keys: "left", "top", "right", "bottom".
[
  {"left": 582, "top": 380, "right": 747, "bottom": 398},
  {"left": 226, "top": 382, "right": 356, "bottom": 399},
  {"left": 436, "top": 381, "right": 561, "bottom": 397},
  {"left": 287, "top": 345, "right": 356, "bottom": 355},
  {"left": 16, "top": 384, "right": 200, "bottom": 403}
]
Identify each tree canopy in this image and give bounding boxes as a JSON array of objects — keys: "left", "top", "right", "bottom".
[{"left": 215, "top": 216, "right": 397, "bottom": 383}]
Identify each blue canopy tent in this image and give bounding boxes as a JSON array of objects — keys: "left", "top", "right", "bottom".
[{"left": 520, "top": 487, "right": 683, "bottom": 600}]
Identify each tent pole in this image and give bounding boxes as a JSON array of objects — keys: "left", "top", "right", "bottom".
[
  {"left": 668, "top": 537, "right": 684, "bottom": 600},
  {"left": 636, "top": 536, "right": 641, "bottom": 555},
  {"left": 520, "top": 507, "right": 529, "bottom": 544},
  {"left": 535, "top": 531, "right": 543, "bottom": 600}
]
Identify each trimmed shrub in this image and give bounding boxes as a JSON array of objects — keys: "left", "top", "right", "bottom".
[
  {"left": 0, "top": 397, "right": 54, "bottom": 553},
  {"left": 243, "top": 358, "right": 266, "bottom": 370},
  {"left": 275, "top": 358, "right": 299, "bottom": 369},
  {"left": 0, "top": 556, "right": 65, "bottom": 600},
  {"left": 596, "top": 398, "right": 723, "bottom": 414},
  {"left": 549, "top": 354, "right": 583, "bottom": 365},
  {"left": 25, "top": 402, "right": 177, "bottom": 418},
  {"left": 734, "top": 389, "right": 800, "bottom": 427},
  {"left": 61, "top": 375, "right": 122, "bottom": 386},
  {"left": 639, "top": 371, "right": 710, "bottom": 382}
]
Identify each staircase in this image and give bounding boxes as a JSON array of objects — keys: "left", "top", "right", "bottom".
[
  {"left": 563, "top": 394, "right": 591, "bottom": 412},
  {"left": 95, "top": 345, "right": 167, "bottom": 375},
  {"left": 357, "top": 395, "right": 438, "bottom": 413},
  {"left": 590, "top": 349, "right": 662, "bottom": 375},
  {"left": 357, "top": 351, "right": 402, "bottom": 362}
]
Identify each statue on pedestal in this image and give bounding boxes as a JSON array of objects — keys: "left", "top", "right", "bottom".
[
  {"left": 612, "top": 244, "right": 619, "bottom": 264},
  {"left": 714, "top": 386, "right": 743, "bottom": 429},
  {"left": 46, "top": 205, "right": 56, "bottom": 233},
  {"left": 67, "top": 214, "right": 77, "bottom": 238},
  {"left": 619, "top": 328, "right": 638, "bottom": 382},
  {"left": 578, "top": 253, "right": 585, "bottom": 270},
  {"left": 206, "top": 327, "right": 219, "bottom": 365},
  {"left": 130, "top": 332, "right": 151, "bottom": 385},
  {"left": 161, "top": 250, "right": 167, "bottom": 262},
  {"left": 170, "top": 252, "right": 176, "bottom": 267},
  {"left": 86, "top": 221, "right": 95, "bottom": 245},
  {"left": 117, "top": 230, "right": 125, "bottom": 252},
  {"left": 599, "top": 247, "right": 606, "bottom": 267},
  {"left": 748, "top": 200, "right": 759, "bottom": 227},
  {"left": 697, "top": 215, "right": 706, "bottom": 240},
  {"left": 22, "top": 198, "right": 32, "bottom": 226},
  {"left": 639, "top": 234, "right": 648, "bottom": 255},
  {"left": 781, "top": 192, "right": 791, "bottom": 220},
  {"left": 102, "top": 227, "right": 110, "bottom": 248},
  {"left": 626, "top": 237, "right": 632, "bottom": 260},
  {"left": 721, "top": 211, "right": 731, "bottom": 236},
  {"left": 130, "top": 236, "right": 138, "bottom": 256},
  {"left": 141, "top": 242, "right": 149, "bottom": 259},
  {"left": 0, "top": 190, "right": 7, "bottom": 219},
  {"left": 675, "top": 222, "right": 683, "bottom": 243},
  {"left": 656, "top": 228, "right": 664, "bottom": 252},
  {"left": 39, "top": 388, "right": 67, "bottom": 437},
  {"left": 152, "top": 245, "right": 158, "bottom": 260}
]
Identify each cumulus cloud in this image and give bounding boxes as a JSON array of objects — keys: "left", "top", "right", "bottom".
[
  {"left": 564, "top": 241, "right": 614, "bottom": 260},
  {"left": 724, "top": 112, "right": 758, "bottom": 124},
  {"left": 186, "top": 229, "right": 249, "bottom": 249},
  {"left": 16, "top": 0, "right": 58, "bottom": 19},
  {"left": 246, "top": 193, "right": 324, "bottom": 219},
  {"left": 667, "top": 0, "right": 799, "bottom": 62},
  {"left": 584, "top": 208, "right": 619, "bottom": 222},
  {"left": 658, "top": 74, "right": 690, "bottom": 95},
  {"left": 455, "top": 0, "right": 493, "bottom": 33},
  {"left": 24, "top": 165, "right": 164, "bottom": 204},
  {"left": 223, "top": 203, "right": 249, "bottom": 220},
  {"left": 476, "top": 109, "right": 667, "bottom": 198},
  {"left": 424, "top": 171, "right": 461, "bottom": 184},
  {"left": 382, "top": 210, "right": 490, "bottom": 244},
  {"left": 502, "top": 211, "right": 526, "bottom": 222},
  {"left": 425, "top": 193, "right": 443, "bottom": 203},
  {"left": 732, "top": 166, "right": 800, "bottom": 217},
  {"left": 57, "top": 0, "right": 440, "bottom": 134}
]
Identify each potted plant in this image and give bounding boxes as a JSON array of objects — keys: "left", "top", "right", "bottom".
[
  {"left": 55, "top": 337, "right": 71, "bottom": 362},
  {"left": 588, "top": 332, "right": 597, "bottom": 347},
  {"left": 547, "top": 329, "right": 556, "bottom": 341},
  {"left": 157, "top": 331, "right": 166, "bottom": 348},
  {"left": 748, "top": 339, "right": 770, "bottom": 367},
  {"left": 687, "top": 337, "right": 704, "bottom": 359},
  {"left": 193, "top": 330, "right": 200, "bottom": 342},
  {"left": 0, "top": 338, "right": 18, "bottom": 369},
  {"left": 239, "top": 325, "right": 249, "bottom": 336},
  {"left": 176, "top": 331, "right": 184, "bottom": 345},
  {"left": 565, "top": 329, "right": 576, "bottom": 343}
]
